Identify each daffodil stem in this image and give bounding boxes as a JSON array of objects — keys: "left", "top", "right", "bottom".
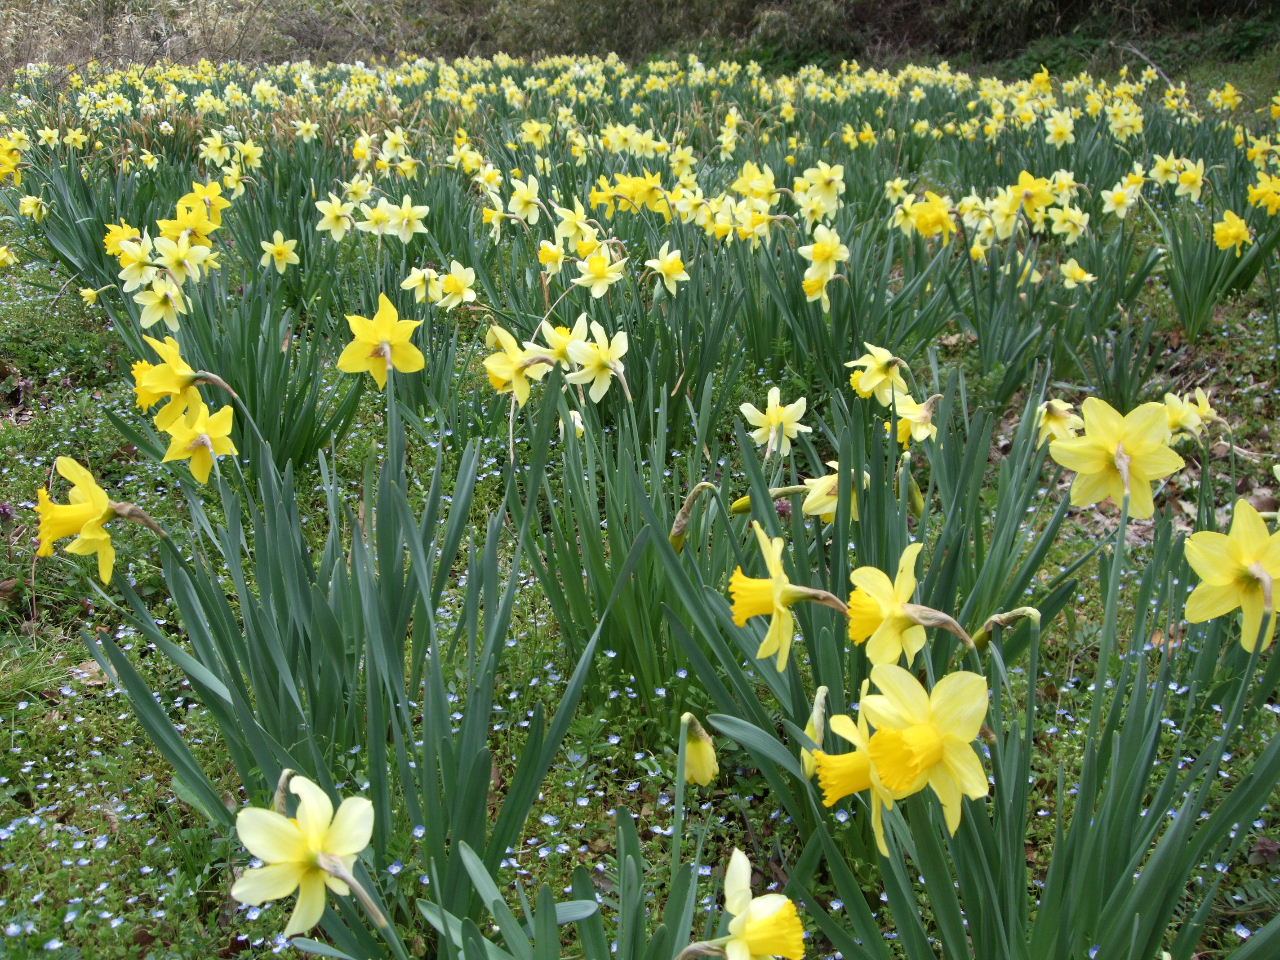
[
  {"left": 1089, "top": 497, "right": 1129, "bottom": 733},
  {"left": 670, "top": 715, "right": 688, "bottom": 880}
]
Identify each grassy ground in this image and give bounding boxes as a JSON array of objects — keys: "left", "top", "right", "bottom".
[{"left": 2, "top": 45, "right": 1280, "bottom": 959}]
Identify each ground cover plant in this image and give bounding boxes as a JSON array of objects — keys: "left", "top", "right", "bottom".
[{"left": 0, "top": 49, "right": 1278, "bottom": 960}]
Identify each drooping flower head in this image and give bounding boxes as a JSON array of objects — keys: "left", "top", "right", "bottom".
[
  {"left": 483, "top": 325, "right": 550, "bottom": 407},
  {"left": 846, "top": 344, "right": 909, "bottom": 406},
  {"left": 35, "top": 457, "right": 116, "bottom": 584},
  {"left": 729, "top": 521, "right": 845, "bottom": 672}
]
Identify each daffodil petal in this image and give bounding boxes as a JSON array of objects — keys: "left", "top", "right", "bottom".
[
  {"left": 236, "top": 808, "right": 308, "bottom": 863},
  {"left": 230, "top": 862, "right": 305, "bottom": 905}
]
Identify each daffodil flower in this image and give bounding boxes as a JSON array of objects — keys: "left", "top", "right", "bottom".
[
  {"left": 230, "top": 774, "right": 377, "bottom": 938},
  {"left": 259, "top": 230, "right": 300, "bottom": 274},
  {"left": 720, "top": 848, "right": 805, "bottom": 960},
  {"left": 162, "top": 401, "right": 238, "bottom": 483},
  {"left": 644, "top": 241, "right": 690, "bottom": 296},
  {"left": 1035, "top": 399, "right": 1083, "bottom": 446},
  {"left": 35, "top": 457, "right": 117, "bottom": 584},
  {"left": 1049, "top": 397, "right": 1184, "bottom": 519},
  {"left": 566, "top": 321, "right": 628, "bottom": 402},
  {"left": 730, "top": 521, "right": 846, "bottom": 672},
  {"left": 336, "top": 293, "right": 425, "bottom": 389},
  {"left": 845, "top": 344, "right": 909, "bottom": 406},
  {"left": 315, "top": 193, "right": 355, "bottom": 242},
  {"left": 862, "top": 664, "right": 989, "bottom": 838},
  {"left": 431, "top": 260, "right": 477, "bottom": 311},
  {"left": 571, "top": 249, "right": 627, "bottom": 298},
  {"left": 812, "top": 685, "right": 897, "bottom": 854},
  {"left": 740, "top": 387, "right": 811, "bottom": 457},
  {"left": 483, "top": 325, "right": 550, "bottom": 406},
  {"left": 531, "top": 314, "right": 588, "bottom": 369},
  {"left": 1185, "top": 499, "right": 1280, "bottom": 652}
]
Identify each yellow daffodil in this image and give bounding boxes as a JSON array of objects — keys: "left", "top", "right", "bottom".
[
  {"left": 1035, "top": 399, "right": 1083, "bottom": 446},
  {"left": 720, "top": 848, "right": 805, "bottom": 960},
  {"left": 889, "top": 393, "right": 941, "bottom": 448},
  {"left": 846, "top": 543, "right": 929, "bottom": 665},
  {"left": 862, "top": 664, "right": 989, "bottom": 837},
  {"left": 315, "top": 193, "right": 355, "bottom": 242},
  {"left": 740, "top": 387, "right": 811, "bottom": 457},
  {"left": 846, "top": 343, "right": 909, "bottom": 406},
  {"left": 801, "top": 462, "right": 862, "bottom": 523},
  {"left": 812, "top": 688, "right": 898, "bottom": 854},
  {"left": 336, "top": 293, "right": 425, "bottom": 389},
  {"left": 1060, "top": 258, "right": 1096, "bottom": 289},
  {"left": 643, "top": 242, "right": 690, "bottom": 296},
  {"left": 35, "top": 457, "right": 117, "bottom": 584},
  {"left": 134, "top": 277, "right": 188, "bottom": 331},
  {"left": 132, "top": 335, "right": 209, "bottom": 430},
  {"left": 681, "top": 713, "right": 718, "bottom": 786},
  {"left": 482, "top": 325, "right": 550, "bottom": 406},
  {"left": 259, "top": 230, "right": 299, "bottom": 274},
  {"left": 797, "top": 224, "right": 849, "bottom": 281},
  {"left": 387, "top": 194, "right": 429, "bottom": 244},
  {"left": 1175, "top": 159, "right": 1205, "bottom": 203},
  {"left": 1213, "top": 210, "right": 1252, "bottom": 255},
  {"left": 537, "top": 240, "right": 567, "bottom": 275},
  {"left": 230, "top": 774, "right": 376, "bottom": 938},
  {"left": 507, "top": 175, "right": 541, "bottom": 223},
  {"left": 571, "top": 249, "right": 627, "bottom": 298},
  {"left": 729, "top": 521, "right": 845, "bottom": 672},
  {"left": 431, "top": 260, "right": 477, "bottom": 311},
  {"left": 566, "top": 321, "right": 628, "bottom": 402},
  {"left": 1049, "top": 397, "right": 1184, "bottom": 519},
  {"left": 162, "top": 401, "right": 237, "bottom": 483},
  {"left": 1164, "top": 392, "right": 1206, "bottom": 440},
  {"left": 532, "top": 314, "right": 588, "bottom": 369},
  {"left": 400, "top": 266, "right": 439, "bottom": 303},
  {"left": 1184, "top": 499, "right": 1280, "bottom": 652}
]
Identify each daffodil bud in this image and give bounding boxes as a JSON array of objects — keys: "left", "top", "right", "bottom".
[
  {"left": 971, "top": 606, "right": 1042, "bottom": 649},
  {"left": 902, "top": 602, "right": 973, "bottom": 647},
  {"left": 669, "top": 481, "right": 716, "bottom": 553},
  {"left": 680, "top": 712, "right": 718, "bottom": 786},
  {"left": 801, "top": 686, "right": 828, "bottom": 779}
]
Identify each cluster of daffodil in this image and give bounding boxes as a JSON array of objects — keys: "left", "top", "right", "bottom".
[
  {"left": 12, "top": 51, "right": 1280, "bottom": 958},
  {"left": 103, "top": 181, "right": 232, "bottom": 330},
  {"left": 484, "top": 314, "right": 630, "bottom": 407},
  {"left": 131, "top": 335, "right": 239, "bottom": 483}
]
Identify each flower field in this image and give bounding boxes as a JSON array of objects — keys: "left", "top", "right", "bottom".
[{"left": 2, "top": 51, "right": 1279, "bottom": 959}]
